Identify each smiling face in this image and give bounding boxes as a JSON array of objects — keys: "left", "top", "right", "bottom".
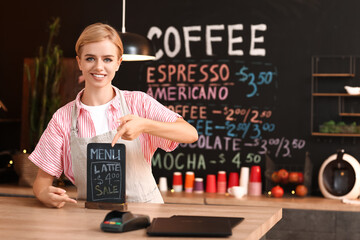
[{"left": 76, "top": 39, "right": 122, "bottom": 91}]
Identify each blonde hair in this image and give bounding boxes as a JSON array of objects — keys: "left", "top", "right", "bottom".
[{"left": 75, "top": 23, "right": 123, "bottom": 59}]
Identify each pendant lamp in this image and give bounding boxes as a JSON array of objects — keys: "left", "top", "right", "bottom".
[{"left": 120, "top": 0, "right": 155, "bottom": 61}]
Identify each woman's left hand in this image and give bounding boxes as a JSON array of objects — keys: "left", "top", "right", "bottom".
[{"left": 112, "top": 114, "right": 146, "bottom": 146}]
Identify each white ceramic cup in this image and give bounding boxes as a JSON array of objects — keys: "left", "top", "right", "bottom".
[
  {"left": 159, "top": 177, "right": 168, "bottom": 192},
  {"left": 239, "top": 167, "right": 250, "bottom": 194},
  {"left": 228, "top": 186, "right": 246, "bottom": 198}
]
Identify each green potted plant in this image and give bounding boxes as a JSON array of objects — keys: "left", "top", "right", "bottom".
[
  {"left": 14, "top": 17, "right": 63, "bottom": 186},
  {"left": 26, "top": 17, "right": 63, "bottom": 150}
]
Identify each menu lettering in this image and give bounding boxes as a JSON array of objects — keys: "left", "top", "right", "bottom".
[{"left": 143, "top": 23, "right": 306, "bottom": 178}]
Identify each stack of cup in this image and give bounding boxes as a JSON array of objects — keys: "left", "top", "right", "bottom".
[
  {"left": 172, "top": 172, "right": 183, "bottom": 192},
  {"left": 194, "top": 178, "right": 204, "bottom": 193},
  {"left": 248, "top": 166, "right": 262, "bottom": 196},
  {"left": 228, "top": 172, "right": 239, "bottom": 189},
  {"left": 239, "top": 167, "right": 250, "bottom": 195},
  {"left": 158, "top": 177, "right": 168, "bottom": 192},
  {"left": 217, "top": 171, "right": 227, "bottom": 194},
  {"left": 206, "top": 174, "right": 217, "bottom": 193},
  {"left": 184, "top": 171, "right": 195, "bottom": 193}
]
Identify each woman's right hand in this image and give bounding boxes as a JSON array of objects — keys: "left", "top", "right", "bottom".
[
  {"left": 37, "top": 186, "right": 77, "bottom": 208},
  {"left": 33, "top": 169, "right": 77, "bottom": 208}
]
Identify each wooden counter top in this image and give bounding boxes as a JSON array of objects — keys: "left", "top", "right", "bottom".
[
  {"left": 1, "top": 184, "right": 359, "bottom": 212},
  {"left": 162, "top": 191, "right": 360, "bottom": 212},
  {"left": 204, "top": 194, "right": 360, "bottom": 212},
  {"left": 160, "top": 190, "right": 206, "bottom": 204},
  {"left": 0, "top": 196, "right": 281, "bottom": 240}
]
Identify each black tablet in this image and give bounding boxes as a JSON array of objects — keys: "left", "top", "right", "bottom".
[{"left": 147, "top": 215, "right": 244, "bottom": 237}]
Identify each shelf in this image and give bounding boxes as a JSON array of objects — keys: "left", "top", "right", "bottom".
[
  {"left": 312, "top": 73, "right": 355, "bottom": 77},
  {"left": 311, "top": 56, "right": 358, "bottom": 136},
  {"left": 312, "top": 132, "right": 360, "bottom": 137},
  {"left": 312, "top": 93, "right": 360, "bottom": 97},
  {"left": 339, "top": 113, "right": 360, "bottom": 117}
]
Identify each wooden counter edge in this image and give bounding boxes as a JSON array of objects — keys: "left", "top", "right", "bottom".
[
  {"left": 253, "top": 207, "right": 282, "bottom": 240},
  {"left": 1, "top": 184, "right": 359, "bottom": 212},
  {"left": 205, "top": 195, "right": 360, "bottom": 212}
]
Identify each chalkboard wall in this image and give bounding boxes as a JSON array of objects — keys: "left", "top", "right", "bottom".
[
  {"left": 128, "top": 0, "right": 360, "bottom": 195},
  {"left": 3, "top": 0, "right": 360, "bottom": 195}
]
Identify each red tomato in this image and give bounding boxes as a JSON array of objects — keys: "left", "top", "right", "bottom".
[
  {"left": 271, "top": 185, "right": 284, "bottom": 198},
  {"left": 277, "top": 169, "right": 289, "bottom": 181},
  {"left": 288, "top": 172, "right": 299, "bottom": 183},
  {"left": 295, "top": 185, "right": 308, "bottom": 197},
  {"left": 271, "top": 171, "right": 281, "bottom": 183}
]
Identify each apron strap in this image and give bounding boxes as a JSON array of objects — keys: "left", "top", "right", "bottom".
[{"left": 70, "top": 102, "right": 78, "bottom": 136}]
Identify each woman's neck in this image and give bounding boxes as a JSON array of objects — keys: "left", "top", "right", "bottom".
[{"left": 81, "top": 85, "right": 115, "bottom": 106}]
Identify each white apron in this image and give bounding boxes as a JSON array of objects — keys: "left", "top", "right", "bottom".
[{"left": 69, "top": 88, "right": 163, "bottom": 203}]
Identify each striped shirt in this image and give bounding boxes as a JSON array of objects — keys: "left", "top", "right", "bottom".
[{"left": 29, "top": 86, "right": 181, "bottom": 184}]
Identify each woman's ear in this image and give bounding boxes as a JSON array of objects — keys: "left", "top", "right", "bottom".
[
  {"left": 116, "top": 57, "right": 122, "bottom": 71},
  {"left": 76, "top": 56, "right": 82, "bottom": 71}
]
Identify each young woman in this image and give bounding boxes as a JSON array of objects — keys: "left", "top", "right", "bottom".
[{"left": 30, "top": 23, "right": 198, "bottom": 208}]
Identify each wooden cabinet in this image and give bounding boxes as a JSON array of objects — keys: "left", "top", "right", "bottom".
[{"left": 311, "top": 55, "right": 360, "bottom": 137}]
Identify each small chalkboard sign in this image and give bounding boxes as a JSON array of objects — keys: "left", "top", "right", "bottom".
[{"left": 86, "top": 143, "right": 126, "bottom": 204}]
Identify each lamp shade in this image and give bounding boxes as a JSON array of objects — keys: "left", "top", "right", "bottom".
[{"left": 119, "top": 32, "right": 155, "bottom": 61}]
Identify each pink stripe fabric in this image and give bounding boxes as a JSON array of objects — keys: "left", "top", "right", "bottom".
[{"left": 28, "top": 87, "right": 180, "bottom": 184}]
